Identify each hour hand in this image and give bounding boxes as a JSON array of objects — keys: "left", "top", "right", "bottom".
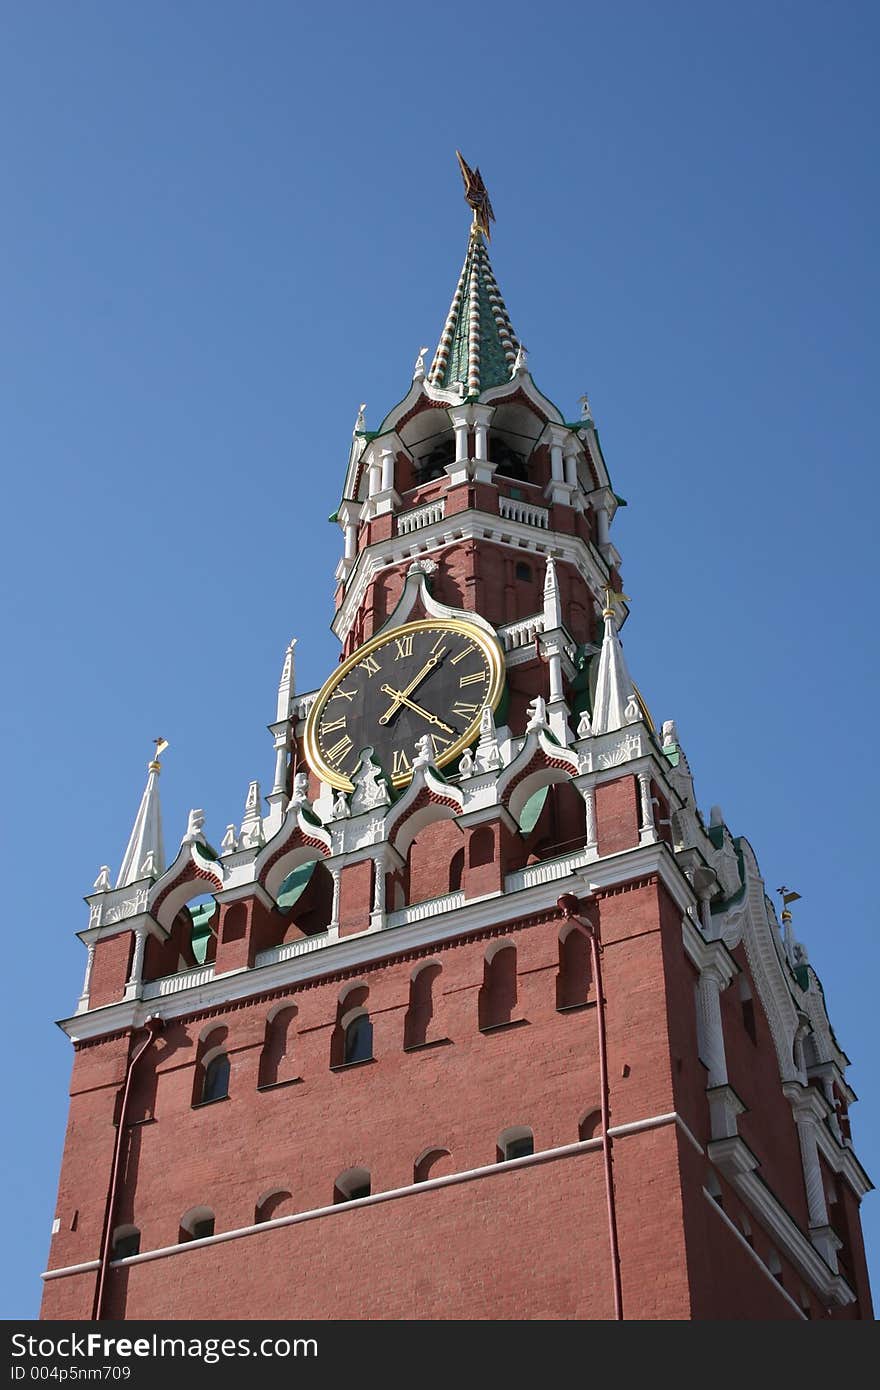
[
  {"left": 378, "top": 686, "right": 454, "bottom": 735},
  {"left": 377, "top": 649, "right": 446, "bottom": 725}
]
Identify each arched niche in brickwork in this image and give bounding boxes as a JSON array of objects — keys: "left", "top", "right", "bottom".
[
  {"left": 258, "top": 1003, "right": 299, "bottom": 1088},
  {"left": 255, "top": 1189, "right": 294, "bottom": 1224},
  {"left": 404, "top": 961, "right": 442, "bottom": 1049},
  {"left": 478, "top": 940, "right": 518, "bottom": 1031},
  {"left": 390, "top": 796, "right": 461, "bottom": 862},
  {"left": 578, "top": 1109, "right": 601, "bottom": 1141},
  {"left": 407, "top": 816, "right": 464, "bottom": 907},
  {"left": 557, "top": 922, "right": 592, "bottom": 1010},
  {"left": 414, "top": 1147, "right": 454, "bottom": 1183}
]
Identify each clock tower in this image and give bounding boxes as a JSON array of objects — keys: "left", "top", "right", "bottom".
[{"left": 42, "top": 159, "right": 873, "bottom": 1321}]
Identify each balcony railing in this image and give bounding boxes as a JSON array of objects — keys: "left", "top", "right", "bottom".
[
  {"left": 397, "top": 498, "right": 446, "bottom": 536},
  {"left": 142, "top": 964, "right": 215, "bottom": 999},
  {"left": 255, "top": 931, "right": 333, "bottom": 968},
  {"left": 386, "top": 890, "right": 465, "bottom": 929},
  {"left": 497, "top": 614, "right": 545, "bottom": 651},
  {"left": 504, "top": 847, "right": 592, "bottom": 895},
  {"left": 498, "top": 496, "right": 549, "bottom": 529}
]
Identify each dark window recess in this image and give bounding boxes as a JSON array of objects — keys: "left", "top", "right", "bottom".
[
  {"left": 343, "top": 1014, "right": 373, "bottom": 1064},
  {"left": 490, "top": 440, "right": 528, "bottom": 481},
  {"left": 515, "top": 561, "right": 532, "bottom": 582},
  {"left": 201, "top": 1053, "right": 230, "bottom": 1103},
  {"left": 111, "top": 1230, "right": 140, "bottom": 1259},
  {"left": 504, "top": 1136, "right": 534, "bottom": 1161},
  {"left": 415, "top": 439, "right": 455, "bottom": 483},
  {"left": 741, "top": 997, "right": 757, "bottom": 1046},
  {"left": 191, "top": 1217, "right": 215, "bottom": 1240},
  {"left": 348, "top": 1184, "right": 371, "bottom": 1201}
]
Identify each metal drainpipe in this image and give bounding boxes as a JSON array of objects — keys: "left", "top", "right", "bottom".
[
  {"left": 92, "top": 1015, "right": 164, "bottom": 1321},
  {"left": 558, "top": 893, "right": 623, "bottom": 1321}
]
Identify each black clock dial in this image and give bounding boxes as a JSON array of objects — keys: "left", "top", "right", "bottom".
[{"left": 304, "top": 619, "right": 504, "bottom": 790}]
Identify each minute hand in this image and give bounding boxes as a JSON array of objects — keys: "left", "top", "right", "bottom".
[
  {"left": 378, "top": 649, "right": 445, "bottom": 725},
  {"left": 377, "top": 686, "right": 455, "bottom": 735}
]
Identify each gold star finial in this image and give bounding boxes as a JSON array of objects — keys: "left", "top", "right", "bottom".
[{"left": 456, "top": 151, "right": 495, "bottom": 240}]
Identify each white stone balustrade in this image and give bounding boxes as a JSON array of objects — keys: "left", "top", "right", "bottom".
[
  {"left": 498, "top": 496, "right": 550, "bottom": 529},
  {"left": 397, "top": 499, "right": 446, "bottom": 535}
]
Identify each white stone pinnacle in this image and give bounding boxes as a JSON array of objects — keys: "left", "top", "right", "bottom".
[
  {"left": 116, "top": 758, "right": 166, "bottom": 888},
  {"left": 590, "top": 598, "right": 640, "bottom": 736}
]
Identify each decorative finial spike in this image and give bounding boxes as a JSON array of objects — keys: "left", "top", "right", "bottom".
[{"left": 455, "top": 151, "right": 495, "bottom": 240}]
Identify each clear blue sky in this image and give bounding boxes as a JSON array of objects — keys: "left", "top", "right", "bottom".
[{"left": 2, "top": 2, "right": 877, "bottom": 1318}]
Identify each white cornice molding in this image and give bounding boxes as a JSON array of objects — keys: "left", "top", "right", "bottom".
[{"left": 59, "top": 841, "right": 690, "bottom": 1042}]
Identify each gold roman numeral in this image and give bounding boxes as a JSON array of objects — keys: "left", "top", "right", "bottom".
[
  {"left": 359, "top": 654, "right": 381, "bottom": 677},
  {"left": 325, "top": 734, "right": 354, "bottom": 764},
  {"left": 459, "top": 671, "right": 487, "bottom": 687},
  {"left": 392, "top": 749, "right": 411, "bottom": 777},
  {"left": 430, "top": 632, "right": 447, "bottom": 654},
  {"left": 329, "top": 685, "right": 357, "bottom": 702},
  {"left": 430, "top": 733, "right": 452, "bottom": 757},
  {"left": 451, "top": 645, "right": 476, "bottom": 665},
  {"left": 394, "top": 635, "right": 414, "bottom": 660},
  {"left": 320, "top": 715, "right": 347, "bottom": 736},
  {"left": 452, "top": 700, "right": 479, "bottom": 720}
]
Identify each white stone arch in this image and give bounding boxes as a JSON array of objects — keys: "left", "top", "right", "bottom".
[
  {"left": 261, "top": 842, "right": 330, "bottom": 905},
  {"left": 149, "top": 862, "right": 223, "bottom": 934},
  {"left": 399, "top": 802, "right": 460, "bottom": 860}
]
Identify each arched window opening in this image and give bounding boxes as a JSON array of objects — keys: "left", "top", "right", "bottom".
[
  {"left": 254, "top": 1190, "right": 293, "bottom": 1224},
  {"left": 200, "top": 1052, "right": 230, "bottom": 1104},
  {"left": 413, "top": 1148, "right": 453, "bottom": 1184},
  {"left": 490, "top": 436, "right": 529, "bottom": 482},
  {"left": 579, "top": 1109, "right": 601, "bottom": 1142},
  {"left": 478, "top": 943, "right": 517, "bottom": 1031},
  {"left": 343, "top": 1012, "right": 373, "bottom": 1065},
  {"left": 279, "top": 860, "right": 335, "bottom": 940},
  {"left": 449, "top": 847, "right": 464, "bottom": 893},
  {"left": 556, "top": 926, "right": 591, "bottom": 1009},
  {"left": 515, "top": 561, "right": 532, "bottom": 583},
  {"left": 415, "top": 436, "right": 455, "bottom": 484},
  {"left": 330, "top": 984, "right": 370, "bottom": 1067},
  {"left": 258, "top": 1005, "right": 298, "bottom": 1088},
  {"left": 521, "top": 781, "right": 587, "bottom": 865},
  {"left": 334, "top": 1168, "right": 371, "bottom": 1204},
  {"left": 404, "top": 963, "right": 441, "bottom": 1050},
  {"left": 111, "top": 1225, "right": 140, "bottom": 1260},
  {"left": 739, "top": 976, "right": 757, "bottom": 1045},
  {"left": 179, "top": 1207, "right": 215, "bottom": 1243},
  {"left": 498, "top": 1126, "right": 534, "bottom": 1163}
]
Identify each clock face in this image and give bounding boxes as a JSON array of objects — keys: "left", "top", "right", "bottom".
[{"left": 304, "top": 618, "right": 505, "bottom": 790}]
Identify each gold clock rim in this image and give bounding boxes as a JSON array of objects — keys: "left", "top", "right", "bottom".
[{"left": 303, "top": 617, "right": 506, "bottom": 792}]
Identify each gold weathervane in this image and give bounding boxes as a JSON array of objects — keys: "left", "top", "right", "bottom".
[
  {"left": 777, "top": 885, "right": 801, "bottom": 922},
  {"left": 456, "top": 151, "right": 495, "bottom": 240},
  {"left": 150, "top": 736, "right": 169, "bottom": 773}
]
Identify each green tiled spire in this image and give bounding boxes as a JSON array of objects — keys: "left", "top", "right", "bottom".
[{"left": 428, "top": 228, "right": 520, "bottom": 396}]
